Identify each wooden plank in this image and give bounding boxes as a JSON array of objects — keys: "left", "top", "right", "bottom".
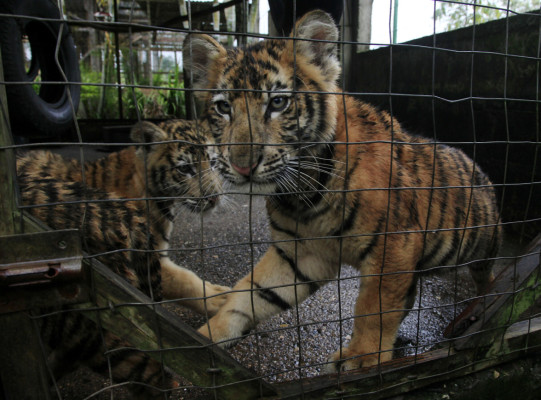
[
  {"left": 503, "top": 316, "right": 541, "bottom": 350},
  {"left": 274, "top": 339, "right": 541, "bottom": 399},
  {"left": 445, "top": 235, "right": 541, "bottom": 340},
  {"left": 0, "top": 47, "right": 52, "bottom": 399},
  {"left": 274, "top": 349, "right": 475, "bottom": 399},
  {"left": 77, "top": 261, "right": 277, "bottom": 399},
  {"left": 0, "top": 46, "right": 18, "bottom": 236},
  {"left": 273, "top": 349, "right": 456, "bottom": 399},
  {"left": 449, "top": 235, "right": 541, "bottom": 351},
  {"left": 19, "top": 213, "right": 276, "bottom": 398},
  {"left": 0, "top": 312, "right": 52, "bottom": 400}
]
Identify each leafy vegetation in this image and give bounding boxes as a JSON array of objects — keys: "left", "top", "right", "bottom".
[
  {"left": 435, "top": 0, "right": 539, "bottom": 31},
  {"left": 78, "top": 44, "right": 185, "bottom": 121}
]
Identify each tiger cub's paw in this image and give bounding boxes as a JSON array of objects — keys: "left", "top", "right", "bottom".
[
  {"left": 324, "top": 347, "right": 390, "bottom": 373},
  {"left": 197, "top": 319, "right": 244, "bottom": 349},
  {"left": 201, "top": 281, "right": 230, "bottom": 315}
]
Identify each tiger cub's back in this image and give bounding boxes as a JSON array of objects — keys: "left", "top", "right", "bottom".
[{"left": 394, "top": 129, "right": 501, "bottom": 293}]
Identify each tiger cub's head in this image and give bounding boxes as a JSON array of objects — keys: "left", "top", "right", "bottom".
[
  {"left": 183, "top": 10, "right": 340, "bottom": 194},
  {"left": 130, "top": 120, "right": 222, "bottom": 212}
]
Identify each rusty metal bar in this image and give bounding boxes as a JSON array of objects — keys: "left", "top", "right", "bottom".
[{"left": 0, "top": 230, "right": 83, "bottom": 288}]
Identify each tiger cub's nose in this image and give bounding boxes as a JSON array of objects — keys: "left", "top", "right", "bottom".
[{"left": 231, "top": 161, "right": 258, "bottom": 176}]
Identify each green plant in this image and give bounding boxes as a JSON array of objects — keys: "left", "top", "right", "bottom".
[
  {"left": 161, "top": 65, "right": 185, "bottom": 118},
  {"left": 436, "top": 0, "right": 539, "bottom": 31},
  {"left": 78, "top": 50, "right": 186, "bottom": 120}
]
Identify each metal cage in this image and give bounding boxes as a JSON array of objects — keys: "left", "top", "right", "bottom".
[{"left": 1, "top": 1, "right": 540, "bottom": 399}]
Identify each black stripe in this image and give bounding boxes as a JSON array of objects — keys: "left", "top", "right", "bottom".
[
  {"left": 156, "top": 199, "right": 175, "bottom": 224},
  {"left": 66, "top": 320, "right": 102, "bottom": 363},
  {"left": 255, "top": 283, "right": 291, "bottom": 311},
  {"left": 327, "top": 194, "right": 360, "bottom": 237},
  {"left": 228, "top": 309, "right": 253, "bottom": 321},
  {"left": 274, "top": 246, "right": 319, "bottom": 294},
  {"left": 358, "top": 218, "right": 384, "bottom": 263},
  {"left": 91, "top": 162, "right": 98, "bottom": 188},
  {"left": 418, "top": 235, "right": 444, "bottom": 268},
  {"left": 256, "top": 59, "right": 279, "bottom": 73},
  {"left": 434, "top": 151, "right": 449, "bottom": 231},
  {"left": 98, "top": 158, "right": 107, "bottom": 187},
  {"left": 43, "top": 180, "right": 59, "bottom": 228},
  {"left": 439, "top": 209, "right": 463, "bottom": 267},
  {"left": 129, "top": 352, "right": 152, "bottom": 383},
  {"left": 269, "top": 217, "right": 301, "bottom": 240},
  {"left": 301, "top": 143, "right": 335, "bottom": 215},
  {"left": 114, "top": 151, "right": 122, "bottom": 188},
  {"left": 266, "top": 45, "right": 280, "bottom": 60},
  {"left": 379, "top": 110, "right": 392, "bottom": 130}
]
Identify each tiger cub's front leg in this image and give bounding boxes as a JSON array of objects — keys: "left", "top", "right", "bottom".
[
  {"left": 160, "top": 258, "right": 230, "bottom": 316},
  {"left": 198, "top": 245, "right": 328, "bottom": 347}
]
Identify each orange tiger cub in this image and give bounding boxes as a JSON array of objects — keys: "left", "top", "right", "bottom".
[
  {"left": 183, "top": 11, "right": 502, "bottom": 371},
  {"left": 18, "top": 120, "right": 229, "bottom": 314},
  {"left": 17, "top": 120, "right": 228, "bottom": 397}
]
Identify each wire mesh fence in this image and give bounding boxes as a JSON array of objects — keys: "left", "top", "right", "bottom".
[{"left": 0, "top": 1, "right": 540, "bottom": 399}]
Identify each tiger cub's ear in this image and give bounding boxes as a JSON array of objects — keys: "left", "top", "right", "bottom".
[
  {"left": 183, "top": 34, "right": 226, "bottom": 93},
  {"left": 130, "top": 121, "right": 169, "bottom": 154},
  {"left": 291, "top": 10, "right": 340, "bottom": 84}
]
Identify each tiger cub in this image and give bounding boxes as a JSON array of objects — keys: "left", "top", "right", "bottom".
[
  {"left": 182, "top": 11, "right": 502, "bottom": 371},
  {"left": 17, "top": 120, "right": 228, "bottom": 396}
]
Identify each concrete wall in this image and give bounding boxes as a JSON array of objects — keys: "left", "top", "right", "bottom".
[{"left": 347, "top": 11, "right": 541, "bottom": 238}]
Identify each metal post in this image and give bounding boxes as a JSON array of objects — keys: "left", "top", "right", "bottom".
[{"left": 393, "top": 0, "right": 399, "bottom": 43}]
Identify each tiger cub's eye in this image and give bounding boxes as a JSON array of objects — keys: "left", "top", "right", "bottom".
[
  {"left": 268, "top": 96, "right": 289, "bottom": 112},
  {"left": 215, "top": 100, "right": 231, "bottom": 115},
  {"left": 176, "top": 161, "right": 193, "bottom": 174}
]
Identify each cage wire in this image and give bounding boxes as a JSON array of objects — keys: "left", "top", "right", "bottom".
[{"left": 0, "top": 0, "right": 540, "bottom": 399}]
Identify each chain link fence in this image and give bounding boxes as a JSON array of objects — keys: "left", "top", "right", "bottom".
[{"left": 1, "top": 1, "right": 540, "bottom": 399}]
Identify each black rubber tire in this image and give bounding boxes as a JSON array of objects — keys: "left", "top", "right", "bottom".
[{"left": 0, "top": 0, "right": 80, "bottom": 137}]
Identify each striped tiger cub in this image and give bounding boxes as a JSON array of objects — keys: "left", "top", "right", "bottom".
[
  {"left": 182, "top": 10, "right": 502, "bottom": 371},
  {"left": 17, "top": 120, "right": 228, "bottom": 397}
]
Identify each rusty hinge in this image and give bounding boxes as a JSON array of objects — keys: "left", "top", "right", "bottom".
[
  {"left": 0, "top": 229, "right": 83, "bottom": 287},
  {"left": 0, "top": 230, "right": 88, "bottom": 313}
]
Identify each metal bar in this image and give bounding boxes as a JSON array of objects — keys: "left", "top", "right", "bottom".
[
  {"left": 393, "top": 0, "right": 399, "bottom": 44},
  {"left": 0, "top": 230, "right": 83, "bottom": 287},
  {"left": 159, "top": 0, "right": 243, "bottom": 28},
  {"left": 113, "top": 0, "right": 124, "bottom": 119}
]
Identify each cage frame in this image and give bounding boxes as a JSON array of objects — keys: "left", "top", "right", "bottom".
[{"left": 1, "top": 1, "right": 541, "bottom": 399}]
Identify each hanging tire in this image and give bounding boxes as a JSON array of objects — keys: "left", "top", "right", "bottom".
[{"left": 0, "top": 0, "right": 80, "bottom": 137}]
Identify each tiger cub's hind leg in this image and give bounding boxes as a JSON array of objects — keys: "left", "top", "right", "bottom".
[
  {"left": 90, "top": 332, "right": 177, "bottom": 399},
  {"left": 468, "top": 227, "right": 501, "bottom": 295},
  {"left": 45, "top": 314, "right": 176, "bottom": 399},
  {"left": 160, "top": 257, "right": 230, "bottom": 315},
  {"left": 327, "top": 233, "right": 421, "bottom": 372},
  {"left": 468, "top": 259, "right": 495, "bottom": 295}
]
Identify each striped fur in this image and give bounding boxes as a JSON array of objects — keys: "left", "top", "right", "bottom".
[
  {"left": 183, "top": 10, "right": 502, "bottom": 371},
  {"left": 17, "top": 120, "right": 228, "bottom": 397}
]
